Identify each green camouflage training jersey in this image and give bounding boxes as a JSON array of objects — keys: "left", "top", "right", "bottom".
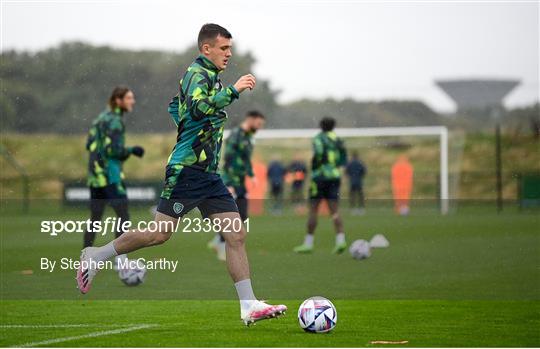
[
  {"left": 311, "top": 131, "right": 347, "bottom": 181},
  {"left": 86, "top": 108, "right": 132, "bottom": 188},
  {"left": 221, "top": 126, "right": 254, "bottom": 187},
  {"left": 166, "top": 55, "right": 240, "bottom": 174}
]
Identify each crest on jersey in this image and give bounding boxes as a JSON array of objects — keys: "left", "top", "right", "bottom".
[{"left": 173, "top": 202, "right": 184, "bottom": 214}]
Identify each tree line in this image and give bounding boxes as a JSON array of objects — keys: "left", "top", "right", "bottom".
[{"left": 1, "top": 42, "right": 537, "bottom": 134}]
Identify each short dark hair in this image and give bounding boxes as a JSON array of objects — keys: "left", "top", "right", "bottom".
[
  {"left": 108, "top": 86, "right": 132, "bottom": 110},
  {"left": 320, "top": 116, "right": 336, "bottom": 132},
  {"left": 198, "top": 23, "right": 232, "bottom": 51},
  {"left": 246, "top": 110, "right": 265, "bottom": 119}
]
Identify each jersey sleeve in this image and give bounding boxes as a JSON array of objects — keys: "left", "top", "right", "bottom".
[
  {"left": 85, "top": 126, "right": 95, "bottom": 151},
  {"left": 167, "top": 94, "right": 181, "bottom": 126},
  {"left": 221, "top": 130, "right": 238, "bottom": 185},
  {"left": 337, "top": 139, "right": 347, "bottom": 167},
  {"left": 244, "top": 149, "right": 254, "bottom": 177},
  {"left": 241, "top": 135, "right": 254, "bottom": 178},
  {"left": 312, "top": 136, "right": 324, "bottom": 168},
  {"left": 223, "top": 129, "right": 239, "bottom": 168},
  {"left": 183, "top": 71, "right": 239, "bottom": 121},
  {"left": 104, "top": 119, "right": 131, "bottom": 161}
]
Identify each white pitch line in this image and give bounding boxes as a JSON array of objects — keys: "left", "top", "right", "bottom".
[
  {"left": 13, "top": 324, "right": 156, "bottom": 348},
  {"left": 1, "top": 324, "right": 144, "bottom": 328}
]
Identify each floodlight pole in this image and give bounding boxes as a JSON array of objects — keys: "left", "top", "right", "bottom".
[
  {"left": 440, "top": 128, "right": 449, "bottom": 215},
  {"left": 494, "top": 114, "right": 503, "bottom": 213}
]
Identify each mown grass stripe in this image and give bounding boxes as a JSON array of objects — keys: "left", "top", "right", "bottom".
[{"left": 13, "top": 324, "right": 157, "bottom": 347}]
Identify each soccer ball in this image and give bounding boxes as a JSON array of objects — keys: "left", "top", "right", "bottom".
[
  {"left": 119, "top": 266, "right": 146, "bottom": 286},
  {"left": 298, "top": 296, "right": 337, "bottom": 333},
  {"left": 349, "top": 239, "right": 371, "bottom": 260}
]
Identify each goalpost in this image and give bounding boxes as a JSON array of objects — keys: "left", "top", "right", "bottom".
[{"left": 228, "top": 126, "right": 449, "bottom": 215}]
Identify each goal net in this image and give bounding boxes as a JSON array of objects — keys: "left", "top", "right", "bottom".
[{"left": 226, "top": 126, "right": 450, "bottom": 215}]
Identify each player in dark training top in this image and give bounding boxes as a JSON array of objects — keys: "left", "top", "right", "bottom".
[
  {"left": 84, "top": 87, "right": 145, "bottom": 270},
  {"left": 76, "top": 24, "right": 286, "bottom": 326},
  {"left": 294, "top": 116, "right": 348, "bottom": 254},
  {"left": 208, "top": 110, "right": 265, "bottom": 261}
]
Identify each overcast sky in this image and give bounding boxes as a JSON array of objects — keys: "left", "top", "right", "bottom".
[{"left": 1, "top": 0, "right": 538, "bottom": 112}]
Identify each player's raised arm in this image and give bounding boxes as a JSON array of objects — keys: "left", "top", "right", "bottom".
[
  {"left": 234, "top": 74, "right": 256, "bottom": 92},
  {"left": 183, "top": 73, "right": 255, "bottom": 121},
  {"left": 182, "top": 72, "right": 248, "bottom": 119},
  {"left": 183, "top": 72, "right": 238, "bottom": 120}
]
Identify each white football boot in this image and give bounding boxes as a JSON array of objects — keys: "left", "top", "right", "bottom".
[
  {"left": 76, "top": 247, "right": 100, "bottom": 294},
  {"left": 241, "top": 300, "right": 287, "bottom": 326}
]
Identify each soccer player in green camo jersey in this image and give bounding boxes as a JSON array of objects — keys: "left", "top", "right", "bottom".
[
  {"left": 84, "top": 87, "right": 145, "bottom": 271},
  {"left": 294, "top": 116, "right": 348, "bottom": 254},
  {"left": 76, "top": 23, "right": 287, "bottom": 326},
  {"left": 208, "top": 110, "right": 266, "bottom": 261}
]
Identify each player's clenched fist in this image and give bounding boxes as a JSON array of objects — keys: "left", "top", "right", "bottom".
[{"left": 234, "top": 74, "right": 256, "bottom": 93}]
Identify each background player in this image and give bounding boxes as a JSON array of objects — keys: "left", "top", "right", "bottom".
[
  {"left": 267, "top": 155, "right": 286, "bottom": 215},
  {"left": 208, "top": 110, "right": 265, "bottom": 261},
  {"left": 84, "top": 87, "right": 145, "bottom": 270},
  {"left": 294, "top": 116, "right": 348, "bottom": 254},
  {"left": 346, "top": 151, "right": 367, "bottom": 215},
  {"left": 76, "top": 23, "right": 286, "bottom": 326},
  {"left": 288, "top": 156, "right": 308, "bottom": 213}
]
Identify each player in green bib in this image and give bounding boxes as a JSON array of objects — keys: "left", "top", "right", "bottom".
[
  {"left": 294, "top": 117, "right": 348, "bottom": 254},
  {"left": 84, "top": 87, "right": 145, "bottom": 270},
  {"left": 208, "top": 110, "right": 265, "bottom": 261}
]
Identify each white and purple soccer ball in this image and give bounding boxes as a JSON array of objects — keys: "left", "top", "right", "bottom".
[
  {"left": 298, "top": 296, "right": 337, "bottom": 333},
  {"left": 349, "top": 239, "right": 371, "bottom": 260},
  {"left": 119, "top": 265, "right": 146, "bottom": 286}
]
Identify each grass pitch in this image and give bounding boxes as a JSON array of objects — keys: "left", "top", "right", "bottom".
[{"left": 0, "top": 203, "right": 539, "bottom": 347}]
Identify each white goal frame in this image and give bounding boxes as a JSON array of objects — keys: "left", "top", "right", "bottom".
[{"left": 227, "top": 126, "right": 449, "bottom": 215}]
